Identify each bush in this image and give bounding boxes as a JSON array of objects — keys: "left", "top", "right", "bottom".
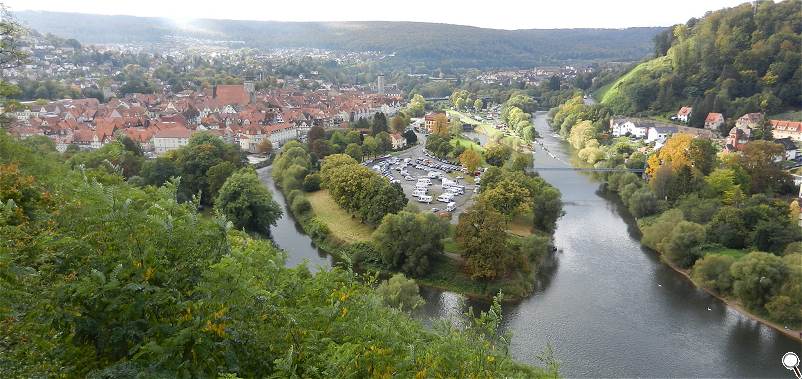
[
  {"left": 663, "top": 221, "right": 706, "bottom": 268},
  {"left": 376, "top": 273, "right": 425, "bottom": 311},
  {"left": 290, "top": 195, "right": 312, "bottom": 217},
  {"left": 627, "top": 188, "right": 657, "bottom": 218},
  {"left": 691, "top": 254, "right": 735, "bottom": 294},
  {"left": 305, "top": 217, "right": 330, "bottom": 240},
  {"left": 214, "top": 168, "right": 283, "bottom": 233},
  {"left": 302, "top": 173, "right": 321, "bottom": 192},
  {"left": 287, "top": 189, "right": 303, "bottom": 206},
  {"left": 341, "top": 242, "right": 381, "bottom": 270}
]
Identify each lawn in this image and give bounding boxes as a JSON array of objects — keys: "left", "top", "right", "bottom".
[
  {"left": 769, "top": 110, "right": 802, "bottom": 121},
  {"left": 451, "top": 136, "right": 484, "bottom": 152},
  {"left": 307, "top": 190, "right": 374, "bottom": 243},
  {"left": 600, "top": 56, "right": 671, "bottom": 105},
  {"left": 700, "top": 247, "right": 747, "bottom": 260},
  {"left": 508, "top": 214, "right": 533, "bottom": 237}
]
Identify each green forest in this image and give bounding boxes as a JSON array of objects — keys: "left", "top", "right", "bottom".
[
  {"left": 0, "top": 130, "right": 561, "bottom": 377},
  {"left": 600, "top": 0, "right": 802, "bottom": 123},
  {"left": 18, "top": 11, "right": 661, "bottom": 68}
]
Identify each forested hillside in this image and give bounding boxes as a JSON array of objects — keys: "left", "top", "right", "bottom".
[
  {"left": 0, "top": 132, "right": 556, "bottom": 377},
  {"left": 600, "top": 0, "right": 802, "bottom": 123},
  {"left": 17, "top": 11, "right": 661, "bottom": 68}
]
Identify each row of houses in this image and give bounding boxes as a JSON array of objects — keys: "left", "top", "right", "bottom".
[{"left": 9, "top": 83, "right": 406, "bottom": 155}]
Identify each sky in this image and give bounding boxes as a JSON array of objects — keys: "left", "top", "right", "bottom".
[{"left": 7, "top": 0, "right": 751, "bottom": 30}]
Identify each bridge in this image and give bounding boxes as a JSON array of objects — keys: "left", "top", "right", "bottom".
[{"left": 531, "top": 167, "right": 645, "bottom": 173}]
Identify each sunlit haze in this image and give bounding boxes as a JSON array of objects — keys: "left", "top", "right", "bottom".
[{"left": 8, "top": 0, "right": 749, "bottom": 29}]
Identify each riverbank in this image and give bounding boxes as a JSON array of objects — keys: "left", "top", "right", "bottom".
[
  {"left": 660, "top": 253, "right": 802, "bottom": 342},
  {"left": 539, "top": 114, "right": 802, "bottom": 342},
  {"left": 269, "top": 176, "right": 550, "bottom": 302}
]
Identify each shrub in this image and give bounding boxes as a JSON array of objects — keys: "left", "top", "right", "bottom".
[
  {"left": 691, "top": 254, "right": 735, "bottom": 294},
  {"left": 302, "top": 173, "right": 321, "bottom": 192},
  {"left": 376, "top": 273, "right": 425, "bottom": 312},
  {"left": 290, "top": 195, "right": 312, "bottom": 217}
]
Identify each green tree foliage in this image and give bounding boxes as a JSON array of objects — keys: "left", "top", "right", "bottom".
[
  {"left": 691, "top": 254, "right": 736, "bottom": 295},
  {"left": 371, "top": 112, "right": 388, "bottom": 135},
  {"left": 67, "top": 140, "right": 144, "bottom": 181},
  {"left": 425, "top": 134, "right": 454, "bottom": 159},
  {"left": 344, "top": 143, "right": 363, "bottom": 162},
  {"left": 373, "top": 211, "right": 448, "bottom": 277},
  {"left": 707, "top": 206, "right": 748, "bottom": 248},
  {"left": 214, "top": 168, "right": 282, "bottom": 233},
  {"left": 140, "top": 157, "right": 179, "bottom": 186},
  {"left": 602, "top": 1, "right": 802, "bottom": 116},
  {"left": 320, "top": 154, "right": 406, "bottom": 226},
  {"left": 731, "top": 252, "right": 788, "bottom": 310},
  {"left": 663, "top": 221, "right": 706, "bottom": 268},
  {"left": 406, "top": 93, "right": 426, "bottom": 117},
  {"left": 376, "top": 273, "right": 425, "bottom": 311},
  {"left": 0, "top": 132, "right": 552, "bottom": 377},
  {"left": 484, "top": 143, "right": 512, "bottom": 167},
  {"left": 174, "top": 132, "right": 244, "bottom": 204},
  {"left": 456, "top": 202, "right": 509, "bottom": 280},
  {"left": 480, "top": 177, "right": 531, "bottom": 218}
]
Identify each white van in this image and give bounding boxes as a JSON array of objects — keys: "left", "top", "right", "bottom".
[
  {"left": 437, "top": 193, "right": 454, "bottom": 203},
  {"left": 446, "top": 187, "right": 464, "bottom": 195},
  {"left": 446, "top": 202, "right": 456, "bottom": 212},
  {"left": 412, "top": 189, "right": 427, "bottom": 197},
  {"left": 427, "top": 171, "right": 441, "bottom": 179},
  {"left": 417, "top": 195, "right": 432, "bottom": 204},
  {"left": 415, "top": 183, "right": 429, "bottom": 191}
]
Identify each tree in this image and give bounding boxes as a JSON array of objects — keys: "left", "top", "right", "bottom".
[
  {"left": 257, "top": 138, "right": 273, "bottom": 155},
  {"left": 390, "top": 115, "right": 406, "bottom": 133},
  {"left": 731, "top": 252, "right": 788, "bottom": 310},
  {"left": 662, "top": 221, "right": 706, "bottom": 268},
  {"left": 406, "top": 93, "right": 426, "bottom": 117},
  {"left": 691, "top": 254, "right": 736, "bottom": 294},
  {"left": 707, "top": 206, "right": 748, "bottom": 248},
  {"left": 459, "top": 149, "right": 481, "bottom": 173},
  {"left": 344, "top": 143, "right": 363, "bottom": 162},
  {"left": 214, "top": 168, "right": 282, "bottom": 233},
  {"left": 307, "top": 125, "right": 325, "bottom": 143},
  {"left": 627, "top": 188, "right": 658, "bottom": 218},
  {"left": 175, "top": 132, "right": 243, "bottom": 204},
  {"left": 739, "top": 140, "right": 786, "bottom": 194},
  {"left": 646, "top": 133, "right": 693, "bottom": 178},
  {"left": 371, "top": 112, "right": 388, "bottom": 135},
  {"left": 362, "top": 135, "right": 378, "bottom": 158},
  {"left": 688, "top": 138, "right": 717, "bottom": 175},
  {"left": 205, "top": 161, "right": 237, "bottom": 202},
  {"left": 141, "top": 157, "right": 179, "bottom": 186},
  {"left": 373, "top": 211, "right": 448, "bottom": 277},
  {"left": 376, "top": 273, "right": 425, "bottom": 311},
  {"left": 456, "top": 202, "right": 509, "bottom": 280},
  {"left": 480, "top": 178, "right": 531, "bottom": 218},
  {"left": 474, "top": 98, "right": 483, "bottom": 111},
  {"left": 532, "top": 182, "right": 563, "bottom": 232},
  {"left": 402, "top": 129, "right": 417, "bottom": 145},
  {"left": 484, "top": 144, "right": 512, "bottom": 167}
]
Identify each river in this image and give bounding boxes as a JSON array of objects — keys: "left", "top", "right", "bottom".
[{"left": 258, "top": 114, "right": 799, "bottom": 377}]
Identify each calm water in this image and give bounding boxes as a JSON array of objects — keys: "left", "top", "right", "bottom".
[
  {"left": 259, "top": 115, "right": 800, "bottom": 377},
  {"left": 257, "top": 167, "right": 332, "bottom": 270}
]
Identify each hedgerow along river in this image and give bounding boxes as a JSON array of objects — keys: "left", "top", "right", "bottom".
[{"left": 258, "top": 112, "right": 799, "bottom": 377}]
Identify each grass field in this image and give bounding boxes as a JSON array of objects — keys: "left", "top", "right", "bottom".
[
  {"left": 700, "top": 247, "right": 747, "bottom": 260},
  {"left": 769, "top": 110, "right": 802, "bottom": 121},
  {"left": 599, "top": 56, "right": 671, "bottom": 104},
  {"left": 508, "top": 214, "right": 533, "bottom": 237},
  {"left": 307, "top": 190, "right": 374, "bottom": 243}
]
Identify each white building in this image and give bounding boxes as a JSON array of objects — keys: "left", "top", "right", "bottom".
[{"left": 152, "top": 127, "right": 193, "bottom": 154}]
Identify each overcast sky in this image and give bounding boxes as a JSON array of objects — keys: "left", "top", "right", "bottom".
[{"left": 7, "top": 0, "right": 751, "bottom": 29}]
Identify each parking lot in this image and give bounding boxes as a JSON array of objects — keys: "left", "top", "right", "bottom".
[{"left": 363, "top": 132, "right": 479, "bottom": 223}]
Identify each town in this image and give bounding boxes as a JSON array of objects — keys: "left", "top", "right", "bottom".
[{"left": 2, "top": 1, "right": 801, "bottom": 378}]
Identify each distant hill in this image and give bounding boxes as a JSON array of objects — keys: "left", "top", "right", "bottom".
[
  {"left": 16, "top": 11, "right": 663, "bottom": 68},
  {"left": 599, "top": 0, "right": 802, "bottom": 124}
]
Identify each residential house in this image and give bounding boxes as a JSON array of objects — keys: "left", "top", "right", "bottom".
[
  {"left": 424, "top": 112, "right": 447, "bottom": 132},
  {"left": 390, "top": 133, "right": 407, "bottom": 150},
  {"left": 771, "top": 119, "right": 802, "bottom": 142},
  {"left": 646, "top": 125, "right": 678, "bottom": 144},
  {"left": 152, "top": 126, "right": 193, "bottom": 154},
  {"left": 676, "top": 106, "right": 692, "bottom": 123},
  {"left": 775, "top": 138, "right": 798, "bottom": 161},
  {"left": 609, "top": 117, "right": 649, "bottom": 138},
  {"left": 704, "top": 113, "right": 724, "bottom": 130},
  {"left": 736, "top": 113, "right": 764, "bottom": 130},
  {"left": 725, "top": 126, "right": 750, "bottom": 152}
]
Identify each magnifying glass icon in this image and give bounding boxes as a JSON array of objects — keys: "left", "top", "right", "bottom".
[{"left": 783, "top": 352, "right": 801, "bottom": 379}]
